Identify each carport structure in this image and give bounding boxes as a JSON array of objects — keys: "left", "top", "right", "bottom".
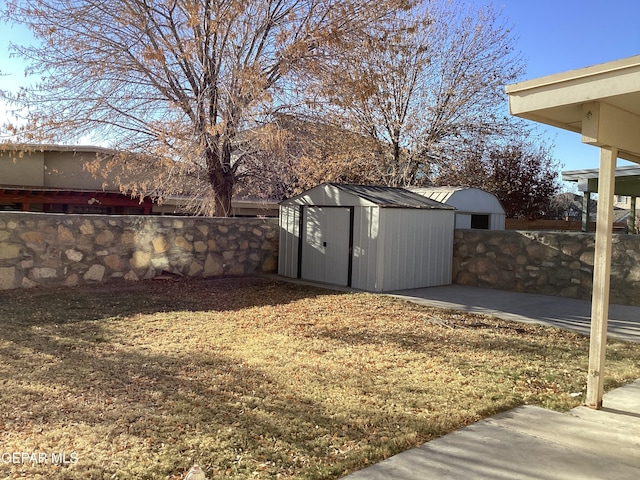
[
  {"left": 506, "top": 54, "right": 640, "bottom": 409},
  {"left": 562, "top": 165, "right": 640, "bottom": 232}
]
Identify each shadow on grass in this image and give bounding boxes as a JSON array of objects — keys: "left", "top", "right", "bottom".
[
  {"left": 0, "top": 276, "right": 338, "bottom": 324},
  {"left": 5, "top": 277, "right": 634, "bottom": 479},
  {"left": 0, "top": 326, "right": 414, "bottom": 479},
  {"left": 0, "top": 277, "right": 391, "bottom": 479},
  {"left": 304, "top": 318, "right": 593, "bottom": 363}
]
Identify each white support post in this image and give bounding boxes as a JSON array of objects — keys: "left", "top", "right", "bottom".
[{"left": 585, "top": 146, "right": 617, "bottom": 409}]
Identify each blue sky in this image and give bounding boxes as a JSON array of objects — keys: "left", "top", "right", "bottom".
[
  {"left": 476, "top": 0, "right": 640, "bottom": 173},
  {"left": 1, "top": 0, "right": 639, "bottom": 177}
]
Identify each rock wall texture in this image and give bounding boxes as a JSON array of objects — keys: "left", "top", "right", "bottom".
[
  {"left": 0, "top": 212, "right": 279, "bottom": 290},
  {"left": 453, "top": 229, "right": 640, "bottom": 306},
  {"left": 4, "top": 213, "right": 638, "bottom": 307}
]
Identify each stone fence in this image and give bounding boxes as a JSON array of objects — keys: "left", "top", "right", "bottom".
[
  {"left": 453, "top": 229, "right": 640, "bottom": 306},
  {"left": 3, "top": 213, "right": 639, "bottom": 307},
  {"left": 0, "top": 212, "right": 279, "bottom": 290}
]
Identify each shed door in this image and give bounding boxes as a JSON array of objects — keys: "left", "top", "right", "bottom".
[{"left": 301, "top": 207, "right": 351, "bottom": 286}]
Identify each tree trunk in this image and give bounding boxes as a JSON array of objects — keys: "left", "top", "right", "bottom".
[
  {"left": 206, "top": 142, "right": 235, "bottom": 217},
  {"left": 212, "top": 172, "right": 234, "bottom": 217}
]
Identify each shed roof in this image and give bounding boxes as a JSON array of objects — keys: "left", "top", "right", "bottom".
[
  {"left": 409, "top": 186, "right": 463, "bottom": 204},
  {"left": 331, "top": 184, "right": 454, "bottom": 209},
  {"left": 281, "top": 183, "right": 454, "bottom": 209},
  {"left": 409, "top": 186, "right": 505, "bottom": 214}
]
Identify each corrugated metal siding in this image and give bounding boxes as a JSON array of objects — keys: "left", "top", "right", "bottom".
[
  {"left": 490, "top": 213, "right": 506, "bottom": 230},
  {"left": 378, "top": 209, "right": 454, "bottom": 291},
  {"left": 351, "top": 206, "right": 380, "bottom": 291},
  {"left": 455, "top": 213, "right": 472, "bottom": 229},
  {"left": 278, "top": 205, "right": 300, "bottom": 278}
]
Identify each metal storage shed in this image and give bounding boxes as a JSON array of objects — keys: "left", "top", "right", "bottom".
[
  {"left": 410, "top": 187, "right": 506, "bottom": 230},
  {"left": 279, "top": 183, "right": 455, "bottom": 292}
]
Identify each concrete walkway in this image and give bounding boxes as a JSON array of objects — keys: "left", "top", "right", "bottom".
[
  {"left": 342, "top": 285, "right": 640, "bottom": 479},
  {"left": 389, "top": 284, "right": 640, "bottom": 342},
  {"left": 343, "top": 380, "right": 640, "bottom": 479}
]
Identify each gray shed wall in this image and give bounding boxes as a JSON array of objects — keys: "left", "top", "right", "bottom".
[
  {"left": 279, "top": 202, "right": 454, "bottom": 292},
  {"left": 375, "top": 208, "right": 454, "bottom": 291},
  {"left": 278, "top": 204, "right": 301, "bottom": 279},
  {"left": 350, "top": 205, "right": 381, "bottom": 290}
]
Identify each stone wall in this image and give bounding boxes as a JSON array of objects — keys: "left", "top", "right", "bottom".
[
  {"left": 453, "top": 229, "right": 640, "bottom": 306},
  {"left": 0, "top": 212, "right": 279, "bottom": 290},
  {"left": 5, "top": 213, "right": 639, "bottom": 306}
]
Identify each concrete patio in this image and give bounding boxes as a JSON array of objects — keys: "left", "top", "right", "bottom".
[
  {"left": 341, "top": 285, "right": 640, "bottom": 479},
  {"left": 343, "top": 378, "right": 640, "bottom": 479},
  {"left": 389, "top": 284, "right": 640, "bottom": 342}
]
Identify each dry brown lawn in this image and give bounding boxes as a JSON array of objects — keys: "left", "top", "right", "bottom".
[{"left": 1, "top": 276, "right": 639, "bottom": 479}]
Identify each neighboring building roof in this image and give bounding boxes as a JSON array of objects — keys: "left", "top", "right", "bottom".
[
  {"left": 562, "top": 165, "right": 640, "bottom": 180},
  {"left": 281, "top": 183, "right": 455, "bottom": 209},
  {"left": 0, "top": 143, "right": 115, "bottom": 154}
]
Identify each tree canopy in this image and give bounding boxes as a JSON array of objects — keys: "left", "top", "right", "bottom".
[
  {"left": 1, "top": 0, "right": 559, "bottom": 216},
  {"left": 296, "top": 2, "right": 525, "bottom": 187},
  {"left": 1, "top": 0, "right": 410, "bottom": 215},
  {"left": 434, "top": 134, "right": 561, "bottom": 218}
]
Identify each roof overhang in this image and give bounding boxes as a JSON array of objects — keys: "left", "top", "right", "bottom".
[
  {"left": 562, "top": 165, "right": 640, "bottom": 195},
  {"left": 507, "top": 55, "right": 640, "bottom": 409},
  {"left": 506, "top": 55, "right": 640, "bottom": 164},
  {"left": 0, "top": 143, "right": 116, "bottom": 155}
]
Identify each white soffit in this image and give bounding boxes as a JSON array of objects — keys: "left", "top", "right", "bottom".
[{"left": 506, "top": 55, "right": 640, "bottom": 163}]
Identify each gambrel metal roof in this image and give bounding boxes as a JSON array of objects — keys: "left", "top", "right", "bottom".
[{"left": 282, "top": 183, "right": 454, "bottom": 209}]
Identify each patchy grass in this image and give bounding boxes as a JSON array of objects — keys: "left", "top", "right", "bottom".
[{"left": 1, "top": 277, "right": 639, "bottom": 479}]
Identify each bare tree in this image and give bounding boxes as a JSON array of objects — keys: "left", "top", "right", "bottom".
[
  {"left": 1, "top": 0, "right": 408, "bottom": 215},
  {"left": 237, "top": 115, "right": 388, "bottom": 199},
  {"left": 297, "top": 1, "right": 524, "bottom": 187}
]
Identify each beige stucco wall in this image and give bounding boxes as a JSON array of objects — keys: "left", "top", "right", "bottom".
[
  {"left": 0, "top": 150, "right": 45, "bottom": 186},
  {"left": 43, "top": 151, "right": 115, "bottom": 190},
  {"left": 0, "top": 148, "right": 119, "bottom": 191}
]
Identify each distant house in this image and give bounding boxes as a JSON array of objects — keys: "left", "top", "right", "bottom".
[{"left": 0, "top": 145, "right": 278, "bottom": 216}]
